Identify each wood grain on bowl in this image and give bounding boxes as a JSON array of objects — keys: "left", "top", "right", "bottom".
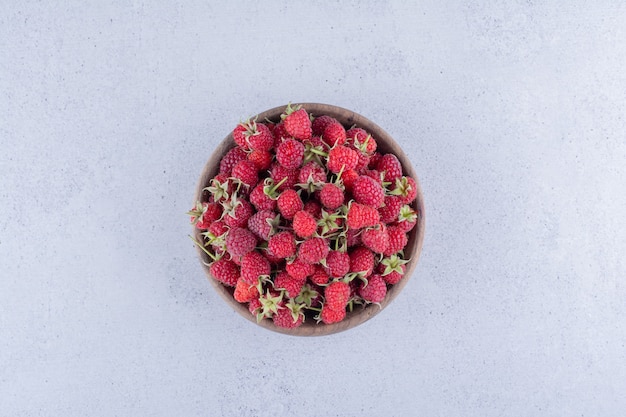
[{"left": 193, "top": 103, "right": 425, "bottom": 336}]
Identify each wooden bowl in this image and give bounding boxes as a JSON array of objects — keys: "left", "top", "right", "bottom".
[{"left": 193, "top": 103, "right": 425, "bottom": 336}]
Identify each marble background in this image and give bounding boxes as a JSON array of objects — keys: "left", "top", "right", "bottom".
[{"left": 2, "top": 1, "right": 625, "bottom": 416}]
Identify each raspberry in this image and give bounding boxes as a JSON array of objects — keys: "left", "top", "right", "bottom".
[
  {"left": 394, "top": 205, "right": 418, "bottom": 232},
  {"left": 377, "top": 257, "right": 407, "bottom": 285},
  {"left": 349, "top": 246, "right": 375, "bottom": 278},
  {"left": 225, "top": 227, "right": 257, "bottom": 257},
  {"left": 320, "top": 305, "right": 346, "bottom": 324},
  {"left": 319, "top": 183, "right": 344, "bottom": 210},
  {"left": 209, "top": 258, "right": 239, "bottom": 287},
  {"left": 390, "top": 176, "right": 418, "bottom": 204},
  {"left": 240, "top": 251, "right": 271, "bottom": 285},
  {"left": 249, "top": 183, "right": 277, "bottom": 211},
  {"left": 309, "top": 265, "right": 330, "bottom": 285},
  {"left": 345, "top": 228, "right": 361, "bottom": 247},
  {"left": 277, "top": 189, "right": 303, "bottom": 220},
  {"left": 231, "top": 159, "right": 258, "bottom": 189},
  {"left": 378, "top": 195, "right": 403, "bottom": 224},
  {"left": 274, "top": 271, "right": 305, "bottom": 299},
  {"left": 347, "top": 127, "right": 377, "bottom": 155},
  {"left": 247, "top": 210, "right": 279, "bottom": 241},
  {"left": 282, "top": 104, "right": 312, "bottom": 140},
  {"left": 325, "top": 250, "right": 350, "bottom": 278},
  {"left": 324, "top": 281, "right": 350, "bottom": 311},
  {"left": 272, "top": 121, "right": 291, "bottom": 143},
  {"left": 276, "top": 138, "right": 304, "bottom": 170},
  {"left": 233, "top": 278, "right": 259, "bottom": 303},
  {"left": 219, "top": 146, "right": 247, "bottom": 175},
  {"left": 303, "top": 200, "right": 322, "bottom": 218},
  {"left": 358, "top": 274, "right": 387, "bottom": 303},
  {"left": 355, "top": 152, "right": 371, "bottom": 172},
  {"left": 352, "top": 175, "right": 384, "bottom": 208},
  {"left": 383, "top": 225, "right": 408, "bottom": 256},
  {"left": 292, "top": 210, "right": 317, "bottom": 238},
  {"left": 298, "top": 237, "right": 329, "bottom": 264},
  {"left": 270, "top": 162, "right": 300, "bottom": 191},
  {"left": 340, "top": 169, "right": 359, "bottom": 193},
  {"left": 312, "top": 115, "right": 335, "bottom": 136},
  {"left": 248, "top": 297, "right": 262, "bottom": 317},
  {"left": 247, "top": 149, "right": 273, "bottom": 171},
  {"left": 286, "top": 258, "right": 315, "bottom": 280},
  {"left": 267, "top": 231, "right": 297, "bottom": 259},
  {"left": 247, "top": 122, "right": 274, "bottom": 151},
  {"left": 322, "top": 121, "right": 346, "bottom": 147},
  {"left": 273, "top": 302, "right": 304, "bottom": 328},
  {"left": 327, "top": 145, "right": 359, "bottom": 174},
  {"left": 188, "top": 201, "right": 221, "bottom": 230},
  {"left": 376, "top": 153, "right": 403, "bottom": 183},
  {"left": 346, "top": 202, "right": 380, "bottom": 229},
  {"left": 222, "top": 197, "right": 253, "bottom": 228},
  {"left": 361, "top": 223, "right": 390, "bottom": 254},
  {"left": 298, "top": 161, "right": 326, "bottom": 184}
]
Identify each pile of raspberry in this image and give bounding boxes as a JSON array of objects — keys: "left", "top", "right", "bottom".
[{"left": 189, "top": 104, "right": 418, "bottom": 329}]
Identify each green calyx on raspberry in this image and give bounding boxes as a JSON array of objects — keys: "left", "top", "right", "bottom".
[
  {"left": 317, "top": 209, "right": 342, "bottom": 237},
  {"left": 204, "top": 178, "right": 230, "bottom": 202},
  {"left": 280, "top": 102, "right": 301, "bottom": 119},
  {"left": 389, "top": 176, "right": 413, "bottom": 197},
  {"left": 220, "top": 192, "right": 243, "bottom": 219},
  {"left": 200, "top": 229, "right": 227, "bottom": 252},
  {"left": 353, "top": 133, "right": 374, "bottom": 154},
  {"left": 296, "top": 172, "right": 325, "bottom": 194},
  {"left": 186, "top": 201, "right": 207, "bottom": 226},
  {"left": 258, "top": 290, "right": 284, "bottom": 322},
  {"left": 380, "top": 254, "right": 409, "bottom": 276},
  {"left": 188, "top": 235, "right": 220, "bottom": 262},
  {"left": 398, "top": 204, "right": 418, "bottom": 223},
  {"left": 295, "top": 284, "right": 319, "bottom": 307},
  {"left": 303, "top": 141, "right": 328, "bottom": 165},
  {"left": 285, "top": 298, "right": 306, "bottom": 323}
]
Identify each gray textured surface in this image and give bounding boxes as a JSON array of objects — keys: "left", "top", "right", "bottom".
[{"left": 2, "top": 1, "right": 625, "bottom": 416}]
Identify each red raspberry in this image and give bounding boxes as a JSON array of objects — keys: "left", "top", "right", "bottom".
[
  {"left": 393, "top": 205, "right": 418, "bottom": 232},
  {"left": 298, "top": 161, "right": 326, "bottom": 187},
  {"left": 286, "top": 258, "right": 315, "bottom": 280},
  {"left": 312, "top": 115, "right": 335, "bottom": 136},
  {"left": 273, "top": 303, "right": 304, "bottom": 329},
  {"left": 270, "top": 162, "right": 300, "bottom": 191},
  {"left": 188, "top": 201, "right": 222, "bottom": 230},
  {"left": 355, "top": 152, "right": 371, "bottom": 173},
  {"left": 274, "top": 271, "right": 305, "bottom": 298},
  {"left": 327, "top": 145, "right": 359, "bottom": 174},
  {"left": 225, "top": 227, "right": 257, "bottom": 257},
  {"left": 362, "top": 169, "right": 383, "bottom": 184},
  {"left": 378, "top": 195, "right": 403, "bottom": 224},
  {"left": 358, "top": 274, "right": 387, "bottom": 303},
  {"left": 347, "top": 127, "right": 377, "bottom": 154},
  {"left": 341, "top": 169, "right": 359, "bottom": 193},
  {"left": 247, "top": 122, "right": 274, "bottom": 151},
  {"left": 303, "top": 200, "right": 322, "bottom": 218},
  {"left": 325, "top": 250, "right": 350, "bottom": 278},
  {"left": 346, "top": 202, "right": 380, "bottom": 229},
  {"left": 209, "top": 258, "right": 239, "bottom": 287},
  {"left": 390, "top": 176, "right": 418, "bottom": 204},
  {"left": 320, "top": 305, "right": 346, "bottom": 324},
  {"left": 376, "top": 153, "right": 403, "bottom": 183},
  {"left": 376, "top": 261, "right": 406, "bottom": 285},
  {"left": 298, "top": 237, "right": 329, "bottom": 264},
  {"left": 233, "top": 278, "right": 259, "bottom": 303},
  {"left": 219, "top": 146, "right": 247, "bottom": 175},
  {"left": 349, "top": 246, "right": 375, "bottom": 278},
  {"left": 282, "top": 105, "right": 312, "bottom": 140},
  {"left": 276, "top": 139, "right": 305, "bottom": 169},
  {"left": 247, "top": 210, "right": 279, "bottom": 241},
  {"left": 322, "top": 121, "right": 346, "bottom": 147},
  {"left": 360, "top": 223, "right": 390, "bottom": 254},
  {"left": 247, "top": 149, "right": 272, "bottom": 171},
  {"left": 277, "top": 189, "right": 303, "bottom": 220},
  {"left": 383, "top": 225, "right": 408, "bottom": 256},
  {"left": 267, "top": 231, "right": 297, "bottom": 259},
  {"left": 240, "top": 250, "right": 270, "bottom": 285},
  {"left": 324, "top": 281, "right": 350, "bottom": 311},
  {"left": 222, "top": 198, "right": 253, "bottom": 228},
  {"left": 231, "top": 159, "right": 258, "bottom": 189},
  {"left": 319, "top": 183, "right": 344, "bottom": 210},
  {"left": 352, "top": 175, "right": 384, "bottom": 208},
  {"left": 292, "top": 210, "right": 317, "bottom": 238},
  {"left": 309, "top": 265, "right": 330, "bottom": 285},
  {"left": 346, "top": 228, "right": 361, "bottom": 247},
  {"left": 249, "top": 183, "right": 277, "bottom": 211},
  {"left": 248, "top": 297, "right": 262, "bottom": 316},
  {"left": 368, "top": 152, "right": 382, "bottom": 169}
]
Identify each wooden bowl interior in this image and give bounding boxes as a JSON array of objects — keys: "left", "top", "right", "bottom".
[{"left": 193, "top": 103, "right": 425, "bottom": 336}]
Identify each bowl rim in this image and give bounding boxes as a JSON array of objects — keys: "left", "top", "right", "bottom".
[{"left": 193, "top": 102, "right": 425, "bottom": 336}]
